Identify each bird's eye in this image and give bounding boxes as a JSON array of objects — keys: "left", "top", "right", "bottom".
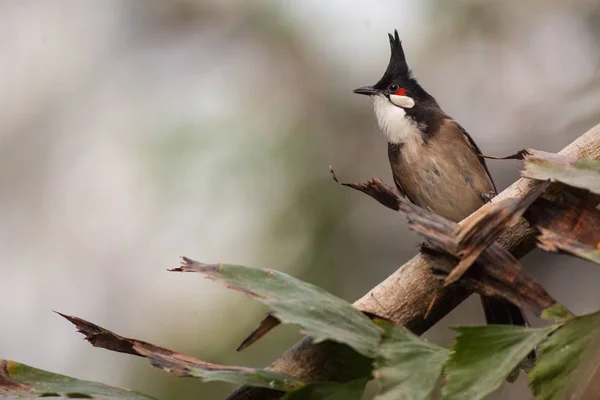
[{"left": 388, "top": 83, "right": 407, "bottom": 96}]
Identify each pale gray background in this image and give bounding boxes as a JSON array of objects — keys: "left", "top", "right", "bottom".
[{"left": 1, "top": 1, "right": 600, "bottom": 399}]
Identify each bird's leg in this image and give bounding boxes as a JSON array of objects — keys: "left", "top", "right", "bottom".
[{"left": 481, "top": 191, "right": 496, "bottom": 203}]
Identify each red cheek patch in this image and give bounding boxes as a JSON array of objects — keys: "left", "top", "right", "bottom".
[{"left": 394, "top": 88, "right": 407, "bottom": 96}]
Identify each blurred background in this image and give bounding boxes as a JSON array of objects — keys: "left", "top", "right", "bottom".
[{"left": 1, "top": 1, "right": 600, "bottom": 399}]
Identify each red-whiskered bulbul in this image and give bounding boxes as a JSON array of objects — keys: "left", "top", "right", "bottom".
[{"left": 354, "top": 30, "right": 528, "bottom": 328}]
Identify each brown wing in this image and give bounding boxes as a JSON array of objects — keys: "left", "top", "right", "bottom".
[
  {"left": 388, "top": 143, "right": 417, "bottom": 203},
  {"left": 452, "top": 120, "right": 497, "bottom": 193},
  {"left": 387, "top": 119, "right": 495, "bottom": 222}
]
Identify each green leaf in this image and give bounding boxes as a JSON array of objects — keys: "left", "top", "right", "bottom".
[
  {"left": 522, "top": 153, "right": 600, "bottom": 195},
  {"left": 172, "top": 258, "right": 382, "bottom": 357},
  {"left": 0, "top": 360, "right": 155, "bottom": 399},
  {"left": 540, "top": 302, "right": 574, "bottom": 322},
  {"left": 443, "top": 325, "right": 555, "bottom": 400},
  {"left": 58, "top": 313, "right": 304, "bottom": 392},
  {"left": 183, "top": 367, "right": 302, "bottom": 390},
  {"left": 373, "top": 320, "right": 449, "bottom": 400},
  {"left": 283, "top": 378, "right": 368, "bottom": 400},
  {"left": 530, "top": 311, "right": 600, "bottom": 400}
]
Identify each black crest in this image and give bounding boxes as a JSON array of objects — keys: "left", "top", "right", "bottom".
[{"left": 377, "top": 30, "right": 411, "bottom": 86}]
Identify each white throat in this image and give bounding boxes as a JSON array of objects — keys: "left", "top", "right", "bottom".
[{"left": 372, "top": 95, "right": 422, "bottom": 146}]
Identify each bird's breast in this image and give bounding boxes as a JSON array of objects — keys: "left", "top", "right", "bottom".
[{"left": 389, "top": 136, "right": 494, "bottom": 222}]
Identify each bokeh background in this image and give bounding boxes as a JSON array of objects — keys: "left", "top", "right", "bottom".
[{"left": 2, "top": 1, "right": 600, "bottom": 399}]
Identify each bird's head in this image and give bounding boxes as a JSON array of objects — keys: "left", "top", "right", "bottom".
[
  {"left": 353, "top": 30, "right": 438, "bottom": 143},
  {"left": 354, "top": 30, "right": 434, "bottom": 108}
]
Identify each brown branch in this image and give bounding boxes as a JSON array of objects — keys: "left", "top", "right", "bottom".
[{"left": 226, "top": 123, "right": 600, "bottom": 400}]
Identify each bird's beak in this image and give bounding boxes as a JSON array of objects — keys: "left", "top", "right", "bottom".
[{"left": 353, "top": 86, "right": 378, "bottom": 96}]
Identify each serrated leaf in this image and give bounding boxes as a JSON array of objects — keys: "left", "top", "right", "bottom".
[
  {"left": 443, "top": 325, "right": 554, "bottom": 400},
  {"left": 522, "top": 151, "right": 600, "bottom": 194},
  {"left": 0, "top": 360, "right": 155, "bottom": 399},
  {"left": 283, "top": 378, "right": 368, "bottom": 400},
  {"left": 58, "top": 313, "right": 304, "bottom": 391},
  {"left": 373, "top": 320, "right": 449, "bottom": 400},
  {"left": 171, "top": 258, "right": 382, "bottom": 357},
  {"left": 530, "top": 311, "right": 600, "bottom": 400}
]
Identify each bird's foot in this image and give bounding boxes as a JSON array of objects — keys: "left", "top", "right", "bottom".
[{"left": 481, "top": 191, "right": 496, "bottom": 203}]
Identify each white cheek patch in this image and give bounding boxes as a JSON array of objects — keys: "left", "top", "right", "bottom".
[
  {"left": 390, "top": 95, "right": 415, "bottom": 109},
  {"left": 372, "top": 95, "right": 422, "bottom": 146}
]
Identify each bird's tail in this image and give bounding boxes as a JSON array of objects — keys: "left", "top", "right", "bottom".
[
  {"left": 480, "top": 296, "right": 528, "bottom": 326},
  {"left": 480, "top": 295, "right": 536, "bottom": 382}
]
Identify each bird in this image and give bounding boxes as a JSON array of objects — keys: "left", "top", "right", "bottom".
[{"left": 353, "top": 30, "right": 528, "bottom": 328}]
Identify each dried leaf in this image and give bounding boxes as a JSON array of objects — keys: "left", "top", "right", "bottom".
[
  {"left": 330, "top": 165, "right": 458, "bottom": 253},
  {"left": 283, "top": 378, "right": 368, "bottom": 400},
  {"left": 526, "top": 196, "right": 600, "bottom": 265},
  {"left": 442, "top": 325, "right": 554, "bottom": 400},
  {"left": 57, "top": 313, "right": 304, "bottom": 391},
  {"left": 329, "top": 164, "right": 405, "bottom": 212},
  {"left": 522, "top": 150, "right": 600, "bottom": 194},
  {"left": 445, "top": 181, "right": 549, "bottom": 286},
  {"left": 530, "top": 311, "right": 600, "bottom": 400},
  {"left": 0, "top": 359, "right": 155, "bottom": 399},
  {"left": 538, "top": 228, "right": 600, "bottom": 264},
  {"left": 237, "top": 314, "right": 281, "bottom": 352},
  {"left": 171, "top": 258, "right": 382, "bottom": 357},
  {"left": 424, "top": 245, "right": 563, "bottom": 317},
  {"left": 331, "top": 167, "right": 567, "bottom": 318},
  {"left": 373, "top": 320, "right": 449, "bottom": 400}
]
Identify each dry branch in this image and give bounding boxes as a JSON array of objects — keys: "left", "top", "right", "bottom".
[{"left": 227, "top": 123, "right": 600, "bottom": 400}]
